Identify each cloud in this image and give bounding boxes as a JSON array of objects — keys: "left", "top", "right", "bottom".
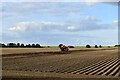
[
  {"left": 9, "top": 21, "right": 65, "bottom": 32},
  {"left": 9, "top": 22, "right": 31, "bottom": 31},
  {"left": 2, "top": 2, "right": 117, "bottom": 20},
  {"left": 85, "top": 0, "right": 119, "bottom": 6},
  {"left": 2, "top": 2, "right": 85, "bottom": 18},
  {"left": 8, "top": 16, "right": 117, "bottom": 32},
  {"left": 111, "top": 20, "right": 118, "bottom": 27},
  {"left": 67, "top": 26, "right": 77, "bottom": 30},
  {"left": 84, "top": 16, "right": 100, "bottom": 22}
]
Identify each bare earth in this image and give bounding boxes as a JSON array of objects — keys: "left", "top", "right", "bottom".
[{"left": 1, "top": 48, "right": 119, "bottom": 80}]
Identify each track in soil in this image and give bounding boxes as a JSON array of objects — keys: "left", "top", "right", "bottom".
[
  {"left": 52, "top": 57, "right": 120, "bottom": 77},
  {"left": 2, "top": 49, "right": 119, "bottom": 78}
]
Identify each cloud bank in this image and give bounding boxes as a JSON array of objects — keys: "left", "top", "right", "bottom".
[{"left": 9, "top": 16, "right": 117, "bottom": 32}]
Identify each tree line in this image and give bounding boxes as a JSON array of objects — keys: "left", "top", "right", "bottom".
[
  {"left": 0, "top": 43, "right": 119, "bottom": 48},
  {"left": 86, "top": 44, "right": 120, "bottom": 48},
  {"left": 86, "top": 45, "right": 102, "bottom": 48},
  {"left": 0, "top": 43, "right": 43, "bottom": 48}
]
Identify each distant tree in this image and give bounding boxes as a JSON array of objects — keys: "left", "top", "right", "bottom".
[
  {"left": 7, "top": 43, "right": 16, "bottom": 47},
  {"left": 32, "top": 44, "right": 36, "bottom": 48},
  {"left": 47, "top": 46, "right": 50, "bottom": 48},
  {"left": 21, "top": 44, "right": 24, "bottom": 47},
  {"left": 108, "top": 46, "right": 110, "bottom": 48},
  {"left": 17, "top": 43, "right": 20, "bottom": 47},
  {"left": 114, "top": 45, "right": 120, "bottom": 47},
  {"left": 2, "top": 44, "right": 6, "bottom": 47},
  {"left": 26, "top": 44, "right": 31, "bottom": 48},
  {"left": 0, "top": 43, "right": 2, "bottom": 47},
  {"left": 86, "top": 45, "right": 91, "bottom": 48},
  {"left": 95, "top": 45, "right": 98, "bottom": 48},
  {"left": 114, "top": 45, "right": 118, "bottom": 47},
  {"left": 36, "top": 44, "right": 41, "bottom": 48},
  {"left": 99, "top": 45, "right": 102, "bottom": 48},
  {"left": 28, "top": 44, "right": 31, "bottom": 47}
]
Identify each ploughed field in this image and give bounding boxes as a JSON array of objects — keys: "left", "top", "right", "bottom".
[{"left": 2, "top": 48, "right": 120, "bottom": 79}]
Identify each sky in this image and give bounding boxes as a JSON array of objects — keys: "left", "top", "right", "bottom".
[{"left": 0, "top": 0, "right": 119, "bottom": 46}]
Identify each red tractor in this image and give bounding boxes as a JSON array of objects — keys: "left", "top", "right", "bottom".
[{"left": 59, "top": 44, "right": 69, "bottom": 51}]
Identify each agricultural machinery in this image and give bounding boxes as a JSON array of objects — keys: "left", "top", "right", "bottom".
[{"left": 59, "top": 44, "right": 69, "bottom": 52}]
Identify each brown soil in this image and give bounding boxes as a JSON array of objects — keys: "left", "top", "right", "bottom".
[{"left": 2, "top": 48, "right": 119, "bottom": 80}]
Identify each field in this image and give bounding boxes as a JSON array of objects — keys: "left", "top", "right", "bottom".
[{"left": 1, "top": 47, "right": 119, "bottom": 80}]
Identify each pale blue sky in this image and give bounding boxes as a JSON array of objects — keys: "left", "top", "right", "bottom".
[{"left": 1, "top": 2, "right": 118, "bottom": 46}]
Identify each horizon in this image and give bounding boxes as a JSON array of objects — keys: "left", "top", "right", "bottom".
[{"left": 0, "top": 42, "right": 118, "bottom": 46}]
